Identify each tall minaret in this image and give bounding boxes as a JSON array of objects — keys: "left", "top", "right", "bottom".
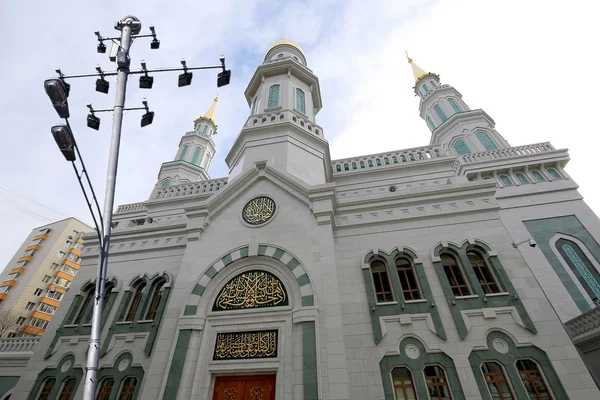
[
  {"left": 151, "top": 95, "right": 218, "bottom": 193},
  {"left": 225, "top": 38, "right": 331, "bottom": 185},
  {"left": 407, "top": 54, "right": 510, "bottom": 155}
]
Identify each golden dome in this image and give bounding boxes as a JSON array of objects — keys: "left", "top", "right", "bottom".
[{"left": 268, "top": 37, "right": 305, "bottom": 57}]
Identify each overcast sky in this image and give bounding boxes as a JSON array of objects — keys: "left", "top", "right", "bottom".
[{"left": 1, "top": 0, "right": 599, "bottom": 269}]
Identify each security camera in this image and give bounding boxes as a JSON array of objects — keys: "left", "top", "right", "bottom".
[{"left": 528, "top": 239, "right": 537, "bottom": 248}]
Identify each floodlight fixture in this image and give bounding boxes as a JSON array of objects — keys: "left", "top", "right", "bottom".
[
  {"left": 95, "top": 65, "right": 109, "bottom": 93},
  {"left": 178, "top": 59, "right": 192, "bottom": 87},
  {"left": 86, "top": 103, "right": 100, "bottom": 130},
  {"left": 44, "top": 78, "right": 70, "bottom": 119},
  {"left": 217, "top": 55, "right": 231, "bottom": 87},
  {"left": 97, "top": 42, "right": 107, "bottom": 53},
  {"left": 149, "top": 26, "right": 160, "bottom": 49},
  {"left": 51, "top": 125, "right": 76, "bottom": 161},
  {"left": 141, "top": 111, "right": 155, "bottom": 127},
  {"left": 139, "top": 60, "right": 154, "bottom": 88}
]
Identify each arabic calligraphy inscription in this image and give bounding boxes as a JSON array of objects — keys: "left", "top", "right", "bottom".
[
  {"left": 213, "top": 330, "right": 278, "bottom": 360},
  {"left": 242, "top": 196, "right": 276, "bottom": 225},
  {"left": 213, "top": 270, "right": 288, "bottom": 311}
]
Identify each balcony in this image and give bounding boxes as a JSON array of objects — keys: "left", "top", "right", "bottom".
[
  {"left": 0, "top": 280, "right": 16, "bottom": 288},
  {"left": 25, "top": 244, "right": 40, "bottom": 251},
  {"left": 8, "top": 267, "right": 25, "bottom": 275},
  {"left": 63, "top": 259, "right": 80, "bottom": 269},
  {"left": 17, "top": 255, "right": 32, "bottom": 263},
  {"left": 565, "top": 306, "right": 600, "bottom": 344},
  {"left": 33, "top": 234, "right": 48, "bottom": 241}
]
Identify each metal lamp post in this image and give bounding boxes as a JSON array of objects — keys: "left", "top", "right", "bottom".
[{"left": 43, "top": 15, "right": 231, "bottom": 400}]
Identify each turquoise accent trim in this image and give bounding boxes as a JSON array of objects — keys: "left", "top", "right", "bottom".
[
  {"left": 184, "top": 305, "right": 197, "bottom": 315},
  {"left": 295, "top": 88, "right": 306, "bottom": 114},
  {"left": 423, "top": 84, "right": 429, "bottom": 94},
  {"left": 453, "top": 139, "right": 471, "bottom": 155},
  {"left": 449, "top": 98, "right": 461, "bottom": 113},
  {"left": 426, "top": 116, "right": 435, "bottom": 131},
  {"left": 302, "top": 295, "right": 314, "bottom": 306},
  {"left": 557, "top": 239, "right": 600, "bottom": 303},
  {"left": 499, "top": 175, "right": 513, "bottom": 186},
  {"left": 301, "top": 321, "right": 319, "bottom": 400},
  {"left": 272, "top": 248, "right": 284, "bottom": 260},
  {"left": 160, "top": 179, "right": 171, "bottom": 187},
  {"left": 178, "top": 145, "right": 189, "bottom": 161},
  {"left": 221, "top": 253, "right": 233, "bottom": 266},
  {"left": 475, "top": 131, "right": 498, "bottom": 150},
  {"left": 268, "top": 84, "right": 280, "bottom": 108},
  {"left": 563, "top": 245, "right": 600, "bottom": 297},
  {"left": 192, "top": 284, "right": 205, "bottom": 296},
  {"left": 297, "top": 273, "right": 310, "bottom": 287},
  {"left": 202, "top": 125, "right": 208, "bottom": 134},
  {"left": 515, "top": 173, "right": 529, "bottom": 184},
  {"left": 531, "top": 170, "right": 545, "bottom": 181},
  {"left": 0, "top": 376, "right": 19, "bottom": 399},
  {"left": 190, "top": 147, "right": 201, "bottom": 165},
  {"left": 163, "top": 330, "right": 192, "bottom": 400},
  {"left": 547, "top": 168, "right": 561, "bottom": 179},
  {"left": 434, "top": 104, "right": 447, "bottom": 122},
  {"left": 205, "top": 266, "right": 217, "bottom": 278}
]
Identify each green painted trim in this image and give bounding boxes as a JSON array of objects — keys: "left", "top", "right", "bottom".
[
  {"left": 162, "top": 330, "right": 192, "bottom": 400},
  {"left": 27, "top": 355, "right": 83, "bottom": 400},
  {"left": 239, "top": 247, "right": 249, "bottom": 258},
  {"left": 286, "top": 258, "right": 300, "bottom": 270},
  {"left": 380, "top": 337, "right": 465, "bottom": 399},
  {"left": 0, "top": 376, "right": 19, "bottom": 399},
  {"left": 301, "top": 322, "right": 318, "bottom": 400},
  {"left": 97, "top": 352, "right": 145, "bottom": 400},
  {"left": 524, "top": 215, "right": 600, "bottom": 313},
  {"left": 183, "top": 305, "right": 197, "bottom": 315},
  {"left": 191, "top": 284, "right": 204, "bottom": 296},
  {"left": 297, "top": 274, "right": 310, "bottom": 287},
  {"left": 469, "top": 331, "right": 568, "bottom": 399},
  {"left": 258, "top": 245, "right": 267, "bottom": 256},
  {"left": 205, "top": 266, "right": 217, "bottom": 279},
  {"left": 221, "top": 253, "right": 233, "bottom": 266},
  {"left": 272, "top": 248, "right": 284, "bottom": 260},
  {"left": 302, "top": 295, "right": 314, "bottom": 306},
  {"left": 430, "top": 109, "right": 482, "bottom": 135}
]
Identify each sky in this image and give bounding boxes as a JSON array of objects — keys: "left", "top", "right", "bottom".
[{"left": 1, "top": 0, "right": 599, "bottom": 268}]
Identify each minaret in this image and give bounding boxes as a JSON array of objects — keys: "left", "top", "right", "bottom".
[
  {"left": 407, "top": 54, "right": 510, "bottom": 155},
  {"left": 150, "top": 95, "right": 218, "bottom": 194},
  {"left": 225, "top": 38, "right": 331, "bottom": 185}
]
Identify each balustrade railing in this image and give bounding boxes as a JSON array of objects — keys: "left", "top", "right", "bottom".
[
  {"left": 457, "top": 142, "right": 555, "bottom": 164},
  {"left": 565, "top": 306, "right": 600, "bottom": 341},
  {"left": 246, "top": 109, "right": 323, "bottom": 138},
  {"left": 115, "top": 202, "right": 147, "bottom": 214},
  {"left": 332, "top": 145, "right": 445, "bottom": 174},
  {"left": 153, "top": 177, "right": 228, "bottom": 200},
  {"left": 0, "top": 337, "right": 39, "bottom": 353}
]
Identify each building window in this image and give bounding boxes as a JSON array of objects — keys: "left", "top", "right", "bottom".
[
  {"left": 72, "top": 230, "right": 79, "bottom": 236},
  {"left": 61, "top": 265, "right": 78, "bottom": 276},
  {"left": 67, "top": 253, "right": 79, "bottom": 262},
  {"left": 268, "top": 84, "right": 280, "bottom": 108},
  {"left": 46, "top": 290, "right": 64, "bottom": 301},
  {"left": 467, "top": 251, "right": 501, "bottom": 294},
  {"left": 440, "top": 253, "right": 471, "bottom": 296},
  {"left": 392, "top": 367, "right": 417, "bottom": 400},
  {"left": 396, "top": 257, "right": 422, "bottom": 300},
  {"left": 531, "top": 170, "right": 545, "bottom": 182},
  {"left": 50, "top": 263, "right": 59, "bottom": 271},
  {"left": 515, "top": 173, "right": 530, "bottom": 184},
  {"left": 34, "top": 288, "right": 43, "bottom": 296},
  {"left": 453, "top": 139, "right": 471, "bottom": 155},
  {"left": 39, "top": 228, "right": 51, "bottom": 234},
  {"left": 191, "top": 146, "right": 202, "bottom": 165},
  {"left": 499, "top": 175, "right": 513, "bottom": 186},
  {"left": 475, "top": 131, "right": 498, "bottom": 151},
  {"left": 74, "top": 290, "right": 93, "bottom": 324},
  {"left": 434, "top": 105, "right": 447, "bottom": 122},
  {"left": 481, "top": 362, "right": 514, "bottom": 399},
  {"left": 65, "top": 240, "right": 73, "bottom": 247},
  {"left": 119, "top": 377, "right": 137, "bottom": 400},
  {"left": 295, "top": 88, "right": 306, "bottom": 114},
  {"left": 516, "top": 359, "right": 552, "bottom": 400},
  {"left": 427, "top": 116, "right": 436, "bottom": 130},
  {"left": 430, "top": 80, "right": 437, "bottom": 88},
  {"left": 29, "top": 317, "right": 49, "bottom": 330},
  {"left": 371, "top": 260, "right": 394, "bottom": 303},
  {"left": 25, "top": 301, "right": 36, "bottom": 311},
  {"left": 423, "top": 85, "right": 430, "bottom": 94},
  {"left": 58, "top": 251, "right": 66, "bottom": 259},
  {"left": 178, "top": 145, "right": 189, "bottom": 161},
  {"left": 125, "top": 282, "right": 147, "bottom": 321},
  {"left": 39, "top": 303, "right": 57, "bottom": 315},
  {"left": 424, "top": 365, "right": 453, "bottom": 400},
  {"left": 556, "top": 238, "right": 600, "bottom": 303},
  {"left": 145, "top": 280, "right": 165, "bottom": 320},
  {"left": 57, "top": 377, "right": 76, "bottom": 400},
  {"left": 547, "top": 168, "right": 561, "bottom": 179},
  {"left": 448, "top": 98, "right": 461, "bottom": 113},
  {"left": 38, "top": 378, "right": 56, "bottom": 400},
  {"left": 160, "top": 180, "right": 171, "bottom": 188},
  {"left": 251, "top": 97, "right": 258, "bottom": 115},
  {"left": 96, "top": 377, "right": 114, "bottom": 400},
  {"left": 16, "top": 316, "right": 27, "bottom": 325}
]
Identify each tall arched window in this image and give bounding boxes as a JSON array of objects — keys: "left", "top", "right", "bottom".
[
  {"left": 370, "top": 260, "right": 394, "bottom": 303},
  {"left": 475, "top": 131, "right": 498, "bottom": 151},
  {"left": 125, "top": 281, "right": 146, "bottom": 322},
  {"left": 73, "top": 288, "right": 93, "bottom": 325},
  {"left": 440, "top": 253, "right": 471, "bottom": 296},
  {"left": 448, "top": 98, "right": 461, "bottom": 113},
  {"left": 515, "top": 173, "right": 529, "bottom": 184},
  {"left": 427, "top": 116, "right": 436, "bottom": 130},
  {"left": 481, "top": 362, "right": 514, "bottom": 399},
  {"left": 190, "top": 146, "right": 202, "bottom": 165},
  {"left": 516, "top": 360, "right": 552, "bottom": 400},
  {"left": 556, "top": 238, "right": 600, "bottom": 303},
  {"left": 202, "top": 125, "right": 208, "bottom": 134},
  {"left": 396, "top": 257, "right": 421, "bottom": 300},
  {"left": 423, "top": 85, "right": 430, "bottom": 94},
  {"left": 434, "top": 105, "right": 447, "bottom": 122},
  {"left": 96, "top": 377, "right": 114, "bottom": 400},
  {"left": 499, "top": 175, "right": 513, "bottom": 186},
  {"left": 118, "top": 377, "right": 137, "bottom": 400},
  {"left": 57, "top": 377, "right": 76, "bottom": 400},
  {"left": 268, "top": 84, "right": 280, "bottom": 108},
  {"left": 295, "top": 88, "right": 306, "bottom": 114},
  {"left": 250, "top": 97, "right": 258, "bottom": 115},
  {"left": 144, "top": 279, "right": 165, "bottom": 320},
  {"left": 453, "top": 139, "right": 471, "bottom": 155},
  {"left": 468, "top": 250, "right": 501, "bottom": 294},
  {"left": 430, "top": 80, "right": 437, "bottom": 88},
  {"left": 178, "top": 145, "right": 189, "bottom": 161},
  {"left": 424, "top": 365, "right": 453, "bottom": 399},
  {"left": 392, "top": 367, "right": 416, "bottom": 400},
  {"left": 547, "top": 168, "right": 561, "bottom": 179},
  {"left": 531, "top": 170, "right": 545, "bottom": 182},
  {"left": 38, "top": 378, "right": 55, "bottom": 400}
]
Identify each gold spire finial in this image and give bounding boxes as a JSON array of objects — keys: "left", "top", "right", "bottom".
[
  {"left": 194, "top": 91, "right": 219, "bottom": 128},
  {"left": 406, "top": 51, "right": 413, "bottom": 64}
]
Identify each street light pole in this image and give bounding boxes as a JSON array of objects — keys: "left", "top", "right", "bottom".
[{"left": 82, "top": 16, "right": 139, "bottom": 400}]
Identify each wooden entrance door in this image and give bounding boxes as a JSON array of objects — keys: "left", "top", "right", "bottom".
[{"left": 212, "top": 375, "right": 275, "bottom": 400}]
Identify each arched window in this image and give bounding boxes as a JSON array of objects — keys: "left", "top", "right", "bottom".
[
  {"left": 38, "top": 378, "right": 55, "bottom": 400},
  {"left": 73, "top": 289, "right": 93, "bottom": 325},
  {"left": 250, "top": 97, "right": 258, "bottom": 115},
  {"left": 268, "top": 84, "right": 280, "bottom": 108},
  {"left": 453, "top": 139, "right": 471, "bottom": 155},
  {"left": 426, "top": 116, "right": 435, "bottom": 130},
  {"left": 368, "top": 160, "right": 373, "bottom": 167},
  {"left": 96, "top": 377, "right": 114, "bottom": 400},
  {"left": 202, "top": 125, "right": 208, "bottom": 134},
  {"left": 57, "top": 377, "right": 76, "bottom": 400},
  {"left": 440, "top": 253, "right": 471, "bottom": 296},
  {"left": 424, "top": 365, "right": 452, "bottom": 399},
  {"left": 352, "top": 162, "right": 357, "bottom": 170},
  {"left": 430, "top": 80, "right": 437, "bottom": 88},
  {"left": 360, "top": 161, "right": 365, "bottom": 168},
  {"left": 392, "top": 367, "right": 416, "bottom": 400},
  {"left": 190, "top": 146, "right": 202, "bottom": 165},
  {"left": 102, "top": 282, "right": 114, "bottom": 312},
  {"left": 370, "top": 260, "right": 394, "bottom": 303},
  {"left": 516, "top": 360, "right": 552, "bottom": 400},
  {"left": 531, "top": 170, "right": 545, "bottom": 182},
  {"left": 499, "top": 175, "right": 513, "bottom": 186},
  {"left": 467, "top": 250, "right": 500, "bottom": 294},
  {"left": 448, "top": 98, "right": 461, "bottom": 113},
  {"left": 376, "top": 159, "right": 382, "bottom": 166},
  {"left": 423, "top": 85, "right": 430, "bottom": 94},
  {"left": 475, "top": 131, "right": 498, "bottom": 151},
  {"left": 125, "top": 281, "right": 146, "bottom": 322},
  {"left": 178, "top": 145, "right": 189, "bottom": 161},
  {"left": 556, "top": 238, "right": 600, "bottom": 303},
  {"left": 160, "top": 179, "right": 171, "bottom": 187},
  {"left": 396, "top": 257, "right": 421, "bottom": 300},
  {"left": 434, "top": 105, "right": 447, "bottom": 122},
  {"left": 547, "top": 168, "right": 561, "bottom": 179},
  {"left": 295, "top": 88, "right": 306, "bottom": 114},
  {"left": 481, "top": 362, "right": 514, "bottom": 399},
  {"left": 515, "top": 173, "right": 529, "bottom": 184},
  {"left": 118, "top": 377, "right": 137, "bottom": 400},
  {"left": 144, "top": 279, "right": 165, "bottom": 320}
]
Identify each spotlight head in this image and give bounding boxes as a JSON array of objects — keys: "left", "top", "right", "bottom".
[
  {"left": 141, "top": 111, "right": 154, "bottom": 127},
  {"left": 95, "top": 78, "right": 110, "bottom": 94},
  {"left": 87, "top": 114, "right": 100, "bottom": 130},
  {"left": 51, "top": 125, "right": 76, "bottom": 161},
  {"left": 217, "top": 70, "right": 231, "bottom": 87},
  {"left": 44, "top": 79, "right": 70, "bottom": 119},
  {"left": 97, "top": 42, "right": 107, "bottom": 53},
  {"left": 220, "top": 55, "right": 225, "bottom": 63},
  {"left": 139, "top": 75, "right": 154, "bottom": 89},
  {"left": 150, "top": 39, "right": 160, "bottom": 49},
  {"left": 178, "top": 72, "right": 193, "bottom": 87}
]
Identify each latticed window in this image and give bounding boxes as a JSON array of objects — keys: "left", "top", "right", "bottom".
[
  {"left": 396, "top": 257, "right": 421, "bottom": 300},
  {"left": 448, "top": 98, "right": 461, "bottom": 113},
  {"left": 531, "top": 171, "right": 545, "bottom": 182},
  {"left": 475, "top": 131, "right": 498, "bottom": 150},
  {"left": 250, "top": 97, "right": 258, "bottom": 115},
  {"left": 453, "top": 139, "right": 471, "bottom": 155},
  {"left": 499, "top": 175, "right": 513, "bottom": 186},
  {"left": 268, "top": 84, "right": 280, "bottom": 108},
  {"left": 191, "top": 146, "right": 202, "bottom": 165},
  {"left": 557, "top": 239, "right": 600, "bottom": 303},
  {"left": 424, "top": 365, "right": 452, "bottom": 399},
  {"left": 118, "top": 377, "right": 137, "bottom": 400},
  {"left": 370, "top": 260, "right": 394, "bottom": 303},
  {"left": 392, "top": 367, "right": 417, "bottom": 400},
  {"left": 178, "top": 145, "right": 188, "bottom": 161},
  {"left": 145, "top": 281, "right": 165, "bottom": 320},
  {"left": 516, "top": 360, "right": 552, "bottom": 400},
  {"left": 434, "top": 105, "right": 447, "bottom": 122},
  {"left": 516, "top": 173, "right": 529, "bottom": 184},
  {"left": 38, "top": 378, "right": 56, "bottom": 400},
  {"left": 96, "top": 377, "right": 114, "bottom": 400},
  {"left": 546, "top": 168, "right": 561, "bottom": 179},
  {"left": 295, "top": 88, "right": 306, "bottom": 114},
  {"left": 427, "top": 116, "right": 436, "bottom": 131},
  {"left": 441, "top": 253, "right": 471, "bottom": 296},
  {"left": 430, "top": 80, "right": 437, "bottom": 88},
  {"left": 481, "top": 362, "right": 514, "bottom": 400},
  {"left": 423, "top": 85, "right": 430, "bottom": 94},
  {"left": 74, "top": 291, "right": 93, "bottom": 324},
  {"left": 57, "top": 377, "right": 76, "bottom": 400},
  {"left": 125, "top": 282, "right": 146, "bottom": 322},
  {"left": 468, "top": 251, "right": 500, "bottom": 294}
]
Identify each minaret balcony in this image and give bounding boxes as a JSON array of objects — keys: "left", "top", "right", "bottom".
[{"left": 244, "top": 109, "right": 323, "bottom": 138}]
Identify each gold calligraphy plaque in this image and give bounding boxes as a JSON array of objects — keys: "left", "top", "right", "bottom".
[
  {"left": 213, "top": 270, "right": 288, "bottom": 311},
  {"left": 242, "top": 196, "right": 276, "bottom": 225},
  {"left": 213, "top": 330, "right": 278, "bottom": 360}
]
